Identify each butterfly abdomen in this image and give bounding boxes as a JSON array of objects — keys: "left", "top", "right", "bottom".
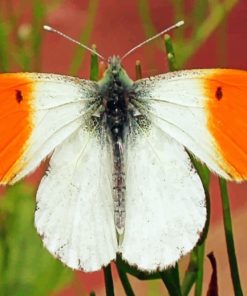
[{"left": 101, "top": 71, "right": 130, "bottom": 236}]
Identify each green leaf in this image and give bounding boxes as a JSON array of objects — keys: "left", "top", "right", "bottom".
[
  {"left": 160, "top": 264, "right": 182, "bottom": 296},
  {"left": 103, "top": 265, "right": 115, "bottom": 296},
  {"left": 69, "top": 0, "right": 100, "bottom": 76}
]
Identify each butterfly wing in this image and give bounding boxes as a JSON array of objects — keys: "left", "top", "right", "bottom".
[
  {"left": 0, "top": 73, "right": 98, "bottom": 184},
  {"left": 35, "top": 127, "right": 117, "bottom": 272},
  {"left": 132, "top": 69, "right": 247, "bottom": 181},
  {"left": 121, "top": 123, "right": 206, "bottom": 271}
]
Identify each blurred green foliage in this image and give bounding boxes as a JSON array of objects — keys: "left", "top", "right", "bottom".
[
  {"left": 138, "top": 0, "right": 237, "bottom": 68},
  {"left": 0, "top": 184, "right": 73, "bottom": 296}
]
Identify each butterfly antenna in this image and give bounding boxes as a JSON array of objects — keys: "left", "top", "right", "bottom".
[
  {"left": 43, "top": 25, "right": 105, "bottom": 60},
  {"left": 120, "top": 20, "right": 184, "bottom": 61}
]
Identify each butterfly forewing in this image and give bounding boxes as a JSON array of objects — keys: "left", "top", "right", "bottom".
[
  {"left": 0, "top": 73, "right": 98, "bottom": 184},
  {"left": 133, "top": 69, "right": 247, "bottom": 181}
]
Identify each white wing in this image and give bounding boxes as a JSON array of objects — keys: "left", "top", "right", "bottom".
[
  {"left": 35, "top": 128, "right": 117, "bottom": 272},
  {"left": 121, "top": 124, "right": 206, "bottom": 271},
  {"left": 133, "top": 69, "right": 247, "bottom": 181},
  {"left": 0, "top": 73, "right": 99, "bottom": 184}
]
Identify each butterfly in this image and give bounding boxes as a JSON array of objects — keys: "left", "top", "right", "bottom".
[{"left": 1, "top": 23, "right": 247, "bottom": 272}]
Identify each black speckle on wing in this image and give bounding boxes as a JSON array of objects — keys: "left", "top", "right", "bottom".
[
  {"left": 215, "top": 86, "right": 223, "bottom": 100},
  {"left": 15, "top": 89, "right": 23, "bottom": 103}
]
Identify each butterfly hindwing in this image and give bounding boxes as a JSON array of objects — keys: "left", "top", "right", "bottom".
[
  {"left": 121, "top": 123, "right": 206, "bottom": 271},
  {"left": 35, "top": 127, "right": 117, "bottom": 272}
]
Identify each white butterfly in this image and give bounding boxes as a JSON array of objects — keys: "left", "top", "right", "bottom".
[{"left": 1, "top": 24, "right": 247, "bottom": 272}]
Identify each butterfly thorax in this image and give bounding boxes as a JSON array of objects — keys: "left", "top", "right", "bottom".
[{"left": 98, "top": 56, "right": 133, "bottom": 237}]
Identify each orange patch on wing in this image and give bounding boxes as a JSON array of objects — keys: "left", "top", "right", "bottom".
[
  {"left": 205, "top": 69, "right": 247, "bottom": 180},
  {"left": 0, "top": 73, "right": 34, "bottom": 183}
]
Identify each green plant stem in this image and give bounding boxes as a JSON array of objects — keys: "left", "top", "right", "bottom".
[
  {"left": 219, "top": 178, "right": 243, "bottom": 295},
  {"left": 177, "top": 0, "right": 237, "bottom": 67},
  {"left": 103, "top": 265, "right": 115, "bottom": 296},
  {"left": 194, "top": 243, "right": 205, "bottom": 296},
  {"left": 162, "top": 34, "right": 183, "bottom": 296},
  {"left": 184, "top": 150, "right": 210, "bottom": 296},
  {"left": 117, "top": 265, "right": 135, "bottom": 296},
  {"left": 160, "top": 265, "right": 182, "bottom": 296},
  {"left": 137, "top": 0, "right": 156, "bottom": 37},
  {"left": 181, "top": 252, "right": 198, "bottom": 295},
  {"left": 31, "top": 0, "right": 46, "bottom": 71},
  {"left": 164, "top": 34, "right": 177, "bottom": 72}
]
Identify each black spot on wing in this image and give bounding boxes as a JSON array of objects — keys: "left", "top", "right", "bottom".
[
  {"left": 215, "top": 86, "right": 223, "bottom": 100},
  {"left": 15, "top": 89, "right": 23, "bottom": 103}
]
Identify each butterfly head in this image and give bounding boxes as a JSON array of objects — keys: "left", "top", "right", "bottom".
[
  {"left": 98, "top": 55, "right": 133, "bottom": 89},
  {"left": 108, "top": 56, "right": 122, "bottom": 76}
]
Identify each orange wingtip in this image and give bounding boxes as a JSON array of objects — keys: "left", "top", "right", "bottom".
[
  {"left": 0, "top": 73, "right": 34, "bottom": 184},
  {"left": 205, "top": 69, "right": 247, "bottom": 180}
]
